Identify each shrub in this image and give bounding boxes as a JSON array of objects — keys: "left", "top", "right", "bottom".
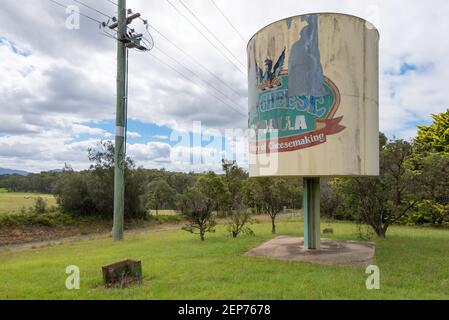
[
  {"left": 33, "top": 197, "right": 48, "bottom": 214},
  {"left": 0, "top": 212, "right": 73, "bottom": 228},
  {"left": 54, "top": 172, "right": 96, "bottom": 216},
  {"left": 227, "top": 208, "right": 255, "bottom": 238},
  {"left": 54, "top": 142, "right": 147, "bottom": 219},
  {"left": 399, "top": 200, "right": 449, "bottom": 227},
  {"left": 176, "top": 188, "right": 217, "bottom": 241}
]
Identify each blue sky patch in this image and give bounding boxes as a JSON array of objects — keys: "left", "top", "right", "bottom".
[
  {"left": 79, "top": 119, "right": 173, "bottom": 144},
  {"left": 0, "top": 35, "right": 31, "bottom": 57},
  {"left": 386, "top": 61, "right": 434, "bottom": 76}
]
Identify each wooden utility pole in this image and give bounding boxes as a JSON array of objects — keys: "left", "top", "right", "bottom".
[
  {"left": 111, "top": 0, "right": 145, "bottom": 241},
  {"left": 112, "top": 0, "right": 127, "bottom": 241}
]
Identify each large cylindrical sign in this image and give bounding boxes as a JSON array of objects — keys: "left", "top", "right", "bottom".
[{"left": 248, "top": 13, "right": 379, "bottom": 177}]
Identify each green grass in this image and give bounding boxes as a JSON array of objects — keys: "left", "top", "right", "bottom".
[
  {"left": 0, "top": 192, "right": 57, "bottom": 214},
  {"left": 0, "top": 219, "right": 448, "bottom": 300}
]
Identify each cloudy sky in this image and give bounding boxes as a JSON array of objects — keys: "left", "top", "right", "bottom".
[{"left": 0, "top": 0, "right": 448, "bottom": 173}]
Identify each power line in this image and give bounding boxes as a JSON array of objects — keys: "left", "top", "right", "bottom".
[
  {"left": 72, "top": 0, "right": 112, "bottom": 19},
  {"left": 48, "top": 0, "right": 103, "bottom": 25},
  {"left": 176, "top": 0, "right": 246, "bottom": 70},
  {"left": 49, "top": 0, "right": 140, "bottom": 48},
  {"left": 147, "top": 52, "right": 246, "bottom": 117},
  {"left": 103, "top": 0, "right": 246, "bottom": 72},
  {"left": 148, "top": 23, "right": 243, "bottom": 98},
  {"left": 104, "top": 0, "right": 244, "bottom": 97},
  {"left": 153, "top": 46, "right": 243, "bottom": 111},
  {"left": 165, "top": 0, "right": 246, "bottom": 75},
  {"left": 104, "top": 0, "right": 117, "bottom": 6},
  {"left": 50, "top": 0, "right": 245, "bottom": 117},
  {"left": 210, "top": 0, "right": 247, "bottom": 44}
]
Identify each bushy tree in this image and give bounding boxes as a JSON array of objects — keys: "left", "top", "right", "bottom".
[
  {"left": 167, "top": 172, "right": 196, "bottom": 194},
  {"left": 415, "top": 109, "right": 449, "bottom": 153},
  {"left": 176, "top": 189, "right": 216, "bottom": 241},
  {"left": 55, "top": 141, "right": 146, "bottom": 219},
  {"left": 283, "top": 178, "right": 303, "bottom": 209},
  {"left": 196, "top": 171, "right": 229, "bottom": 213},
  {"left": 244, "top": 177, "right": 296, "bottom": 234},
  {"left": 33, "top": 197, "right": 48, "bottom": 215},
  {"left": 399, "top": 200, "right": 449, "bottom": 227},
  {"left": 176, "top": 172, "right": 228, "bottom": 241},
  {"left": 221, "top": 160, "right": 247, "bottom": 211},
  {"left": 334, "top": 137, "right": 419, "bottom": 237},
  {"left": 147, "top": 179, "right": 175, "bottom": 215},
  {"left": 221, "top": 160, "right": 254, "bottom": 238},
  {"left": 320, "top": 178, "right": 346, "bottom": 220},
  {"left": 227, "top": 206, "right": 255, "bottom": 238},
  {"left": 54, "top": 171, "right": 96, "bottom": 216},
  {"left": 242, "top": 178, "right": 264, "bottom": 215},
  {"left": 409, "top": 152, "right": 449, "bottom": 205}
]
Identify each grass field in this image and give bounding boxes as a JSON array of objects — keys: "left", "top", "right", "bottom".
[
  {"left": 0, "top": 218, "right": 448, "bottom": 300},
  {"left": 0, "top": 191, "right": 57, "bottom": 214}
]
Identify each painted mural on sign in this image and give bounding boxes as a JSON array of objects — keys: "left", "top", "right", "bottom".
[{"left": 248, "top": 14, "right": 345, "bottom": 155}]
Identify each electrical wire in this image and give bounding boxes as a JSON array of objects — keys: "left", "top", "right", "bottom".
[
  {"left": 165, "top": 0, "right": 246, "bottom": 75},
  {"left": 98, "top": 1, "right": 154, "bottom": 51},
  {"left": 147, "top": 52, "right": 246, "bottom": 117},
  {"left": 103, "top": 0, "right": 244, "bottom": 99},
  {"left": 153, "top": 46, "right": 243, "bottom": 111},
  {"left": 176, "top": 0, "right": 247, "bottom": 70},
  {"left": 52, "top": 0, "right": 245, "bottom": 119},
  {"left": 72, "top": 0, "right": 112, "bottom": 19},
  {"left": 140, "top": 21, "right": 155, "bottom": 51},
  {"left": 52, "top": 0, "right": 153, "bottom": 51},
  {"left": 147, "top": 23, "right": 243, "bottom": 98},
  {"left": 104, "top": 0, "right": 117, "bottom": 6},
  {"left": 48, "top": 0, "right": 103, "bottom": 25},
  {"left": 209, "top": 0, "right": 247, "bottom": 44}
]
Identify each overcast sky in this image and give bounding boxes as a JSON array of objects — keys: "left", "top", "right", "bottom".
[{"left": 0, "top": 0, "right": 448, "bottom": 173}]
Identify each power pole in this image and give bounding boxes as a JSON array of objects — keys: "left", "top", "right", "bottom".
[
  {"left": 48, "top": 0, "right": 151, "bottom": 242},
  {"left": 111, "top": 1, "right": 147, "bottom": 241},
  {"left": 112, "top": 0, "right": 127, "bottom": 241}
]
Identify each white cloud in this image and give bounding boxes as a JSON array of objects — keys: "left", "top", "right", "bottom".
[
  {"left": 1, "top": 0, "right": 449, "bottom": 172},
  {"left": 127, "top": 131, "right": 142, "bottom": 138},
  {"left": 153, "top": 135, "right": 169, "bottom": 140}
]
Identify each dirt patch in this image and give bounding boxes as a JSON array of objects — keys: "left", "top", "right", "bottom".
[
  {"left": 0, "top": 223, "right": 110, "bottom": 246},
  {"left": 0, "top": 219, "right": 184, "bottom": 248},
  {"left": 0, "top": 225, "right": 183, "bottom": 251},
  {"left": 245, "top": 236, "right": 376, "bottom": 267}
]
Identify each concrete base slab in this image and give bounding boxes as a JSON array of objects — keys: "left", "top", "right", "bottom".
[{"left": 245, "top": 236, "right": 376, "bottom": 267}]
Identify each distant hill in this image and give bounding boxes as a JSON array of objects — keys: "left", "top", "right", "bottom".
[{"left": 0, "top": 168, "right": 30, "bottom": 176}]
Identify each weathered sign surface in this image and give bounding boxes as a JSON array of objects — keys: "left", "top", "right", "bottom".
[{"left": 248, "top": 13, "right": 379, "bottom": 177}]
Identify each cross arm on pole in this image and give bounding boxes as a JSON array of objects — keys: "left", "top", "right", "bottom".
[{"left": 109, "top": 13, "right": 141, "bottom": 29}]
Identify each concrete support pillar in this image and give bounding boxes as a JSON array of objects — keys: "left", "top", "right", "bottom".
[{"left": 303, "top": 178, "right": 321, "bottom": 250}]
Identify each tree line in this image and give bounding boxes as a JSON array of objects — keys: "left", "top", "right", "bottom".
[{"left": 1, "top": 109, "right": 448, "bottom": 240}]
